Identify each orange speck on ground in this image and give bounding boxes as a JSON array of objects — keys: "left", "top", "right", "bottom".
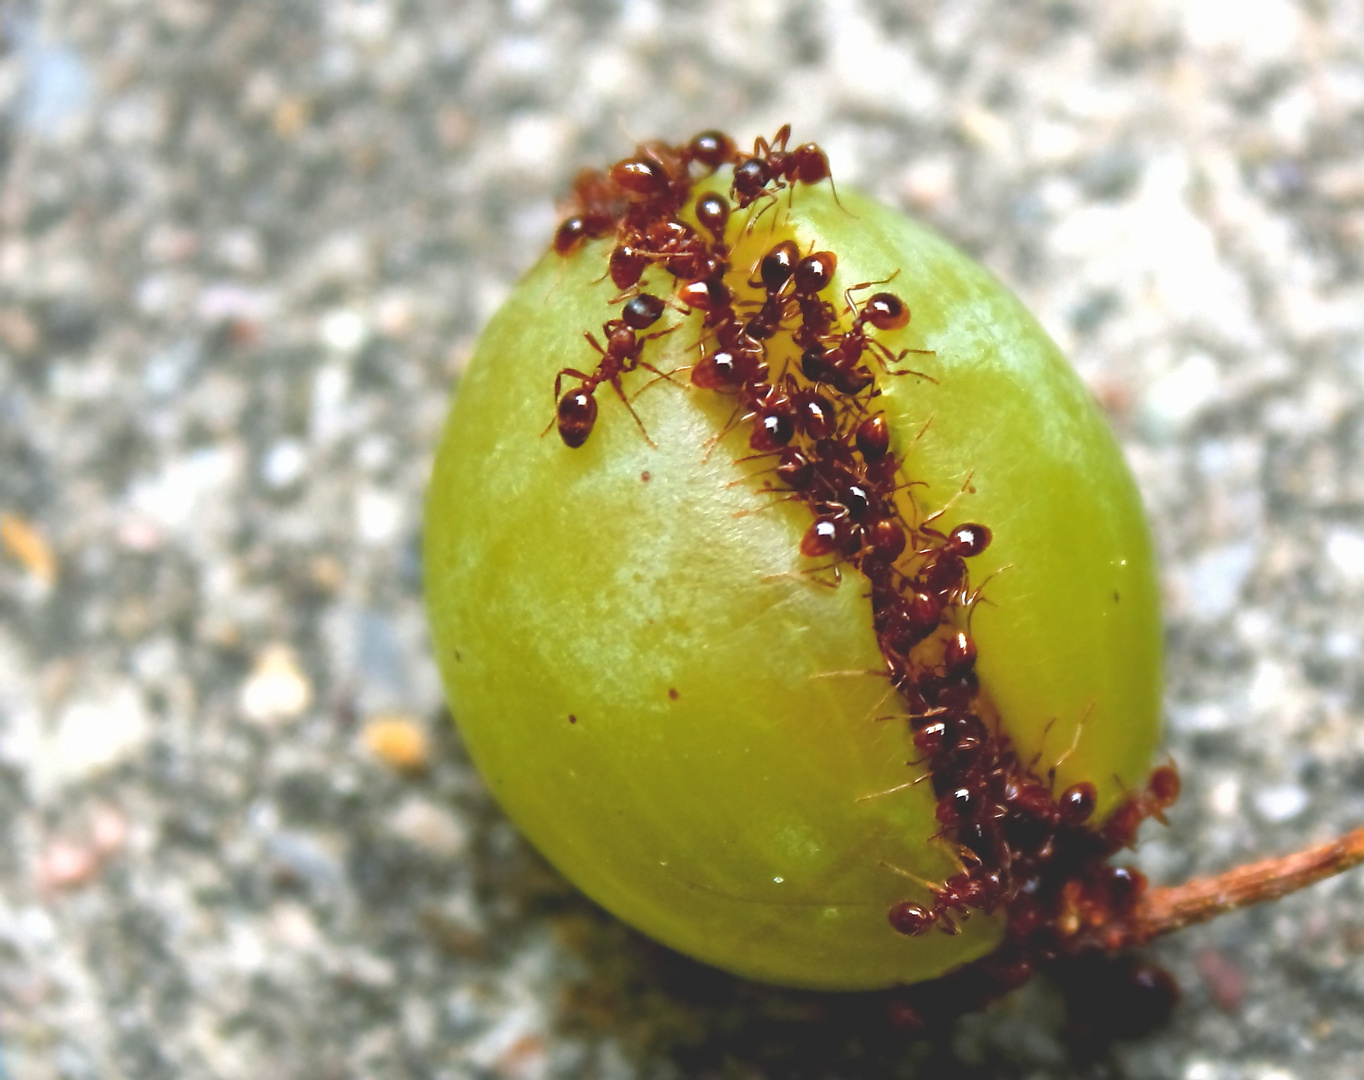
[
  {"left": 364, "top": 716, "right": 430, "bottom": 773},
  {"left": 1, "top": 512, "right": 57, "bottom": 585}
]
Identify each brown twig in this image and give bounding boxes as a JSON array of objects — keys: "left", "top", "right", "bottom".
[{"left": 1129, "top": 826, "right": 1364, "bottom": 945}]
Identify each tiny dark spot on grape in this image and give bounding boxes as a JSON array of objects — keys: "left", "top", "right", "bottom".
[
  {"left": 668, "top": 688, "right": 679, "bottom": 700},
  {"left": 1113, "top": 591, "right": 1120, "bottom": 602},
  {"left": 641, "top": 470, "right": 651, "bottom": 482},
  {"left": 454, "top": 650, "right": 462, "bottom": 662},
  {"left": 568, "top": 714, "right": 577, "bottom": 724}
]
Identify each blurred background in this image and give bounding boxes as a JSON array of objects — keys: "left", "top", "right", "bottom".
[{"left": 3, "top": 1, "right": 1364, "bottom": 1077}]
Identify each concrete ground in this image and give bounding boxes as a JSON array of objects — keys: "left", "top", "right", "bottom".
[{"left": 3, "top": 1, "right": 1364, "bottom": 1077}]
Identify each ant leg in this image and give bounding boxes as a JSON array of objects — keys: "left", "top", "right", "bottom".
[
  {"left": 554, "top": 367, "right": 597, "bottom": 401},
  {"left": 627, "top": 363, "right": 688, "bottom": 400},
  {"left": 826, "top": 171, "right": 852, "bottom": 215},
  {"left": 1028, "top": 716, "right": 1060, "bottom": 777},
  {"left": 731, "top": 489, "right": 804, "bottom": 516},
  {"left": 806, "top": 560, "right": 844, "bottom": 588},
  {"left": 760, "top": 561, "right": 844, "bottom": 589},
  {"left": 963, "top": 569, "right": 1007, "bottom": 626},
  {"left": 1046, "top": 702, "right": 1094, "bottom": 792},
  {"left": 872, "top": 340, "right": 938, "bottom": 380},
  {"left": 639, "top": 323, "right": 680, "bottom": 347},
  {"left": 877, "top": 861, "right": 944, "bottom": 897},
  {"left": 856, "top": 681, "right": 907, "bottom": 724},
  {"left": 743, "top": 189, "right": 782, "bottom": 235},
  {"left": 700, "top": 400, "right": 749, "bottom": 463},
  {"left": 604, "top": 374, "right": 658, "bottom": 449},
  {"left": 808, "top": 667, "right": 891, "bottom": 682},
  {"left": 842, "top": 271, "right": 901, "bottom": 318},
  {"left": 893, "top": 345, "right": 939, "bottom": 364},
  {"left": 857, "top": 778, "right": 923, "bottom": 803},
  {"left": 920, "top": 471, "right": 977, "bottom": 531}
]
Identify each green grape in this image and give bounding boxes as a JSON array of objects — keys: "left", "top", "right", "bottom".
[{"left": 424, "top": 168, "right": 1162, "bottom": 990}]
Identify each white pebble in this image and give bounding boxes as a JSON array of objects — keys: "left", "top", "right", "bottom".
[
  {"left": 1326, "top": 528, "right": 1364, "bottom": 586},
  {"left": 240, "top": 644, "right": 313, "bottom": 724},
  {"left": 1142, "top": 352, "right": 1220, "bottom": 436},
  {"left": 319, "top": 308, "right": 369, "bottom": 353},
  {"left": 1209, "top": 777, "right": 1241, "bottom": 818},
  {"left": 355, "top": 488, "right": 404, "bottom": 546},
  {"left": 261, "top": 439, "right": 308, "bottom": 489},
  {"left": 46, "top": 682, "right": 151, "bottom": 792},
  {"left": 1174, "top": 541, "right": 1258, "bottom": 623},
  {"left": 1254, "top": 784, "right": 1309, "bottom": 823},
  {"left": 387, "top": 797, "right": 469, "bottom": 859}
]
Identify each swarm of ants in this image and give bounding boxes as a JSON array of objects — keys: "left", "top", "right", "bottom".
[{"left": 541, "top": 126, "right": 1364, "bottom": 1043}]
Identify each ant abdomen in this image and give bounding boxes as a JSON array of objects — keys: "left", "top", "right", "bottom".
[
  {"left": 793, "top": 391, "right": 837, "bottom": 440},
  {"left": 888, "top": 901, "right": 935, "bottom": 937},
  {"left": 695, "top": 192, "right": 731, "bottom": 239},
  {"left": 792, "top": 251, "right": 837, "bottom": 295},
  {"left": 757, "top": 240, "right": 800, "bottom": 292},
  {"left": 860, "top": 292, "right": 910, "bottom": 332},
  {"left": 947, "top": 523, "right": 993, "bottom": 559},
  {"left": 621, "top": 293, "right": 666, "bottom": 330},
  {"left": 609, "top": 156, "right": 673, "bottom": 200},
  {"left": 856, "top": 414, "right": 890, "bottom": 461},
  {"left": 750, "top": 411, "right": 795, "bottom": 452},
  {"left": 687, "top": 130, "right": 737, "bottom": 171},
  {"left": 800, "top": 516, "right": 848, "bottom": 559},
  {"left": 556, "top": 390, "right": 598, "bottom": 448},
  {"left": 609, "top": 245, "right": 648, "bottom": 291}
]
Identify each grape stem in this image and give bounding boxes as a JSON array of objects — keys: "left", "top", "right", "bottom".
[{"left": 1129, "top": 825, "right": 1364, "bottom": 944}]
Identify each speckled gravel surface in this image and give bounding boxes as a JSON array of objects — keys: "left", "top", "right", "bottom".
[{"left": 3, "top": 1, "right": 1364, "bottom": 1078}]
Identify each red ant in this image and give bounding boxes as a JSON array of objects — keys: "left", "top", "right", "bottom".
[
  {"left": 730, "top": 124, "right": 840, "bottom": 211},
  {"left": 553, "top": 167, "right": 630, "bottom": 255},
  {"left": 821, "top": 285, "right": 934, "bottom": 377},
  {"left": 690, "top": 341, "right": 766, "bottom": 391},
  {"left": 551, "top": 294, "right": 672, "bottom": 448},
  {"left": 912, "top": 523, "right": 993, "bottom": 604},
  {"left": 733, "top": 239, "right": 800, "bottom": 341},
  {"left": 1100, "top": 765, "right": 1181, "bottom": 851},
  {"left": 632, "top": 218, "right": 723, "bottom": 283},
  {"left": 607, "top": 142, "right": 697, "bottom": 220}
]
